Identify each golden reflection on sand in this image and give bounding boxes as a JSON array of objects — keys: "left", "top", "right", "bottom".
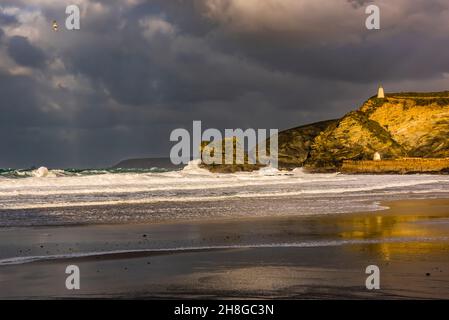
[{"left": 338, "top": 200, "right": 449, "bottom": 261}]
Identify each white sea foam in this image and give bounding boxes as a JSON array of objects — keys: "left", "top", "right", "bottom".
[
  {"left": 1, "top": 236, "right": 447, "bottom": 266},
  {"left": 32, "top": 167, "right": 49, "bottom": 178},
  {"left": 180, "top": 159, "right": 213, "bottom": 176},
  {"left": 0, "top": 163, "right": 448, "bottom": 211},
  {"left": 258, "top": 165, "right": 280, "bottom": 176}
]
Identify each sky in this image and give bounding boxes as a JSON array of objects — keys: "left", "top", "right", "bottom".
[{"left": 1, "top": 0, "right": 449, "bottom": 168}]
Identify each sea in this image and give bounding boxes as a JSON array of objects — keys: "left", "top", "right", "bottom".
[{"left": 1, "top": 160, "right": 449, "bottom": 227}]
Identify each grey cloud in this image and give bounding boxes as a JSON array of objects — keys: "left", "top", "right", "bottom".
[
  {"left": 347, "top": 0, "right": 373, "bottom": 9},
  {"left": 7, "top": 36, "right": 47, "bottom": 69},
  {"left": 0, "top": 11, "right": 18, "bottom": 26},
  {"left": 1, "top": 0, "right": 449, "bottom": 167}
]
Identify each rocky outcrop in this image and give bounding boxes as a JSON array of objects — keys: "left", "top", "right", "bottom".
[
  {"left": 199, "top": 91, "right": 449, "bottom": 173},
  {"left": 296, "top": 92, "right": 449, "bottom": 171}
]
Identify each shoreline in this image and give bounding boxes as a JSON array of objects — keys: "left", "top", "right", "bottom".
[
  {"left": 2, "top": 169, "right": 449, "bottom": 228},
  {"left": 1, "top": 197, "right": 449, "bottom": 299},
  {"left": 1, "top": 196, "right": 449, "bottom": 230}
]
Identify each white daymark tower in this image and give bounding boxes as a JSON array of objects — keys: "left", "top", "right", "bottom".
[{"left": 377, "top": 85, "right": 385, "bottom": 98}]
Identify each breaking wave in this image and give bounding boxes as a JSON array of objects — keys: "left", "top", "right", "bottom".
[
  {"left": 0, "top": 167, "right": 172, "bottom": 179},
  {"left": 1, "top": 160, "right": 449, "bottom": 224}
]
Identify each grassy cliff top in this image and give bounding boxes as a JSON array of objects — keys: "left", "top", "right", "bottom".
[{"left": 386, "top": 91, "right": 449, "bottom": 98}]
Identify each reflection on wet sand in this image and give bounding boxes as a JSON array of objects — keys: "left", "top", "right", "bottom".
[
  {"left": 0, "top": 199, "right": 448, "bottom": 298},
  {"left": 335, "top": 199, "right": 449, "bottom": 261}
]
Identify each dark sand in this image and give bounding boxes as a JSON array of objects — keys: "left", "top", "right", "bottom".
[{"left": 1, "top": 198, "right": 449, "bottom": 299}]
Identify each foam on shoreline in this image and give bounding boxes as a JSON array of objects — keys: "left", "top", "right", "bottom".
[{"left": 1, "top": 236, "right": 447, "bottom": 266}]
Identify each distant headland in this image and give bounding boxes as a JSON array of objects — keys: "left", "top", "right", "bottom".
[{"left": 112, "top": 157, "right": 183, "bottom": 170}]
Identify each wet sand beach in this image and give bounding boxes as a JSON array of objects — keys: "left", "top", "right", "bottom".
[{"left": 1, "top": 198, "right": 449, "bottom": 299}]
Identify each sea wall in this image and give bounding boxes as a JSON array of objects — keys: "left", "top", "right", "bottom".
[{"left": 341, "top": 158, "right": 449, "bottom": 174}]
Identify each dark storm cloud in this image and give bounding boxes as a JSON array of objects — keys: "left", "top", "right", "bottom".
[
  {"left": 7, "top": 36, "right": 47, "bottom": 68},
  {"left": 0, "top": 11, "right": 18, "bottom": 26},
  {"left": 213, "top": 33, "right": 449, "bottom": 84},
  {"left": 0, "top": 0, "right": 449, "bottom": 167},
  {"left": 200, "top": 1, "right": 449, "bottom": 84},
  {"left": 59, "top": 2, "right": 334, "bottom": 110},
  {"left": 347, "top": 0, "right": 373, "bottom": 9},
  {"left": 0, "top": 72, "right": 40, "bottom": 127}
]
